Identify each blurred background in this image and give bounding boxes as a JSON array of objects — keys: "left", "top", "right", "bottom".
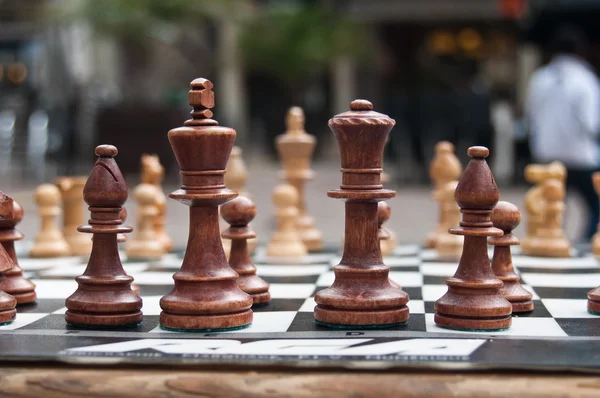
[{"left": 0, "top": 0, "right": 598, "bottom": 244}]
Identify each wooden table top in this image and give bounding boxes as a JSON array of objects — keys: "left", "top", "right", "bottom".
[{"left": 1, "top": 365, "right": 599, "bottom": 398}]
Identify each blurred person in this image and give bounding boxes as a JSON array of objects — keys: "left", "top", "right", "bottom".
[{"left": 526, "top": 25, "right": 600, "bottom": 240}]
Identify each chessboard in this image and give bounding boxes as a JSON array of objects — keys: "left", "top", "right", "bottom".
[{"left": 2, "top": 242, "right": 600, "bottom": 373}]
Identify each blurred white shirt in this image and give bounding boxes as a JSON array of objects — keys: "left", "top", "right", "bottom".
[{"left": 526, "top": 54, "right": 600, "bottom": 169}]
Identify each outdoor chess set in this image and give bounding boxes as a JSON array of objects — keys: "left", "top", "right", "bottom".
[{"left": 1, "top": 78, "right": 600, "bottom": 373}]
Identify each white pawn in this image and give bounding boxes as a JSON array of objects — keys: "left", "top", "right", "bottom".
[
  {"left": 30, "top": 184, "right": 71, "bottom": 258},
  {"left": 266, "top": 184, "right": 307, "bottom": 259},
  {"left": 126, "top": 184, "right": 163, "bottom": 260}
]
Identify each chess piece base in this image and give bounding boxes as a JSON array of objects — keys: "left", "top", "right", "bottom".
[
  {"left": 500, "top": 279, "right": 534, "bottom": 313},
  {"left": 297, "top": 214, "right": 323, "bottom": 252},
  {"left": 314, "top": 305, "right": 409, "bottom": 328},
  {"left": 29, "top": 241, "right": 70, "bottom": 258},
  {"left": 65, "top": 310, "right": 143, "bottom": 328},
  {"left": 266, "top": 241, "right": 307, "bottom": 258},
  {"left": 587, "top": 287, "right": 600, "bottom": 314},
  {"left": 238, "top": 275, "right": 271, "bottom": 305},
  {"left": 156, "top": 231, "right": 174, "bottom": 253},
  {"left": 523, "top": 236, "right": 571, "bottom": 258},
  {"left": 1, "top": 269, "right": 36, "bottom": 305},
  {"left": 0, "top": 291, "right": 16, "bottom": 324},
  {"left": 65, "top": 232, "right": 93, "bottom": 256},
  {"left": 126, "top": 242, "right": 163, "bottom": 261},
  {"left": 435, "top": 286, "right": 513, "bottom": 331},
  {"left": 159, "top": 310, "right": 252, "bottom": 332}
]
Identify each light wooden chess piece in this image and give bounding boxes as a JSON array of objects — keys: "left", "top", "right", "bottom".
[
  {"left": 378, "top": 202, "right": 396, "bottom": 257},
  {"left": 55, "top": 176, "right": 92, "bottom": 256},
  {"left": 521, "top": 161, "right": 568, "bottom": 256},
  {"left": 426, "top": 141, "right": 462, "bottom": 248},
  {"left": 222, "top": 146, "right": 256, "bottom": 256},
  {"left": 266, "top": 184, "right": 307, "bottom": 259},
  {"left": 529, "top": 179, "right": 571, "bottom": 257},
  {"left": 117, "top": 207, "right": 128, "bottom": 243},
  {"left": 30, "top": 184, "right": 71, "bottom": 258},
  {"left": 435, "top": 180, "right": 463, "bottom": 260},
  {"left": 592, "top": 172, "right": 600, "bottom": 258},
  {"left": 126, "top": 184, "right": 164, "bottom": 260},
  {"left": 275, "top": 106, "right": 323, "bottom": 252},
  {"left": 141, "top": 154, "right": 173, "bottom": 253}
]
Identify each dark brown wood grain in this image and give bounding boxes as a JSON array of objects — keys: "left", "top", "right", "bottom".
[
  {"left": 434, "top": 146, "right": 513, "bottom": 331},
  {"left": 0, "top": 198, "right": 36, "bottom": 305},
  {"left": 65, "top": 145, "right": 142, "bottom": 327},
  {"left": 159, "top": 78, "right": 253, "bottom": 331},
  {"left": 0, "top": 193, "right": 16, "bottom": 324},
  {"left": 489, "top": 201, "right": 534, "bottom": 313},
  {"left": 222, "top": 196, "right": 271, "bottom": 305},
  {"left": 314, "top": 99, "right": 409, "bottom": 327}
]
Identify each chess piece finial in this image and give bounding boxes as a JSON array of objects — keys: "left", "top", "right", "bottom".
[
  {"left": 435, "top": 180, "right": 463, "bottom": 260},
  {"left": 55, "top": 176, "right": 92, "bottom": 256},
  {"left": 30, "top": 184, "right": 71, "bottom": 258},
  {"left": 0, "top": 197, "right": 36, "bottom": 304},
  {"left": 160, "top": 78, "right": 253, "bottom": 332},
  {"left": 266, "top": 184, "right": 307, "bottom": 259},
  {"left": 65, "top": 144, "right": 142, "bottom": 327},
  {"left": 276, "top": 106, "right": 323, "bottom": 252},
  {"left": 434, "top": 146, "right": 512, "bottom": 331},
  {"left": 221, "top": 196, "right": 270, "bottom": 305},
  {"left": 489, "top": 201, "right": 534, "bottom": 313},
  {"left": 126, "top": 184, "right": 164, "bottom": 260},
  {"left": 140, "top": 154, "right": 172, "bottom": 252},
  {"left": 315, "top": 99, "right": 409, "bottom": 328}
]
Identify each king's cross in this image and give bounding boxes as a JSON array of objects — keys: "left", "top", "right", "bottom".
[{"left": 189, "top": 78, "right": 215, "bottom": 120}]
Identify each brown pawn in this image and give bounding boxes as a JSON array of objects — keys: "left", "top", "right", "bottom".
[
  {"left": 0, "top": 192, "right": 17, "bottom": 324},
  {"left": 434, "top": 146, "right": 512, "bottom": 331},
  {"left": 117, "top": 207, "right": 128, "bottom": 243},
  {"left": 0, "top": 198, "right": 36, "bottom": 304},
  {"left": 159, "top": 78, "right": 253, "bottom": 332},
  {"left": 221, "top": 196, "right": 271, "bottom": 305},
  {"left": 378, "top": 202, "right": 393, "bottom": 257},
  {"left": 65, "top": 145, "right": 142, "bottom": 327},
  {"left": 314, "top": 99, "right": 409, "bottom": 328},
  {"left": 489, "top": 201, "right": 534, "bottom": 313}
]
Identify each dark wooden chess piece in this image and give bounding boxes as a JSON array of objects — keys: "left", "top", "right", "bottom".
[
  {"left": 434, "top": 146, "right": 512, "bottom": 331},
  {"left": 490, "top": 201, "right": 534, "bottom": 313},
  {"left": 159, "top": 78, "right": 253, "bottom": 332},
  {"left": 65, "top": 145, "right": 142, "bottom": 327},
  {"left": 0, "top": 192, "right": 17, "bottom": 324},
  {"left": 314, "top": 99, "right": 409, "bottom": 328},
  {"left": 221, "top": 196, "right": 271, "bottom": 305},
  {"left": 0, "top": 196, "right": 36, "bottom": 304}
]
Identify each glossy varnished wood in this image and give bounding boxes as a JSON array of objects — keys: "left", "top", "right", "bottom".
[
  {"left": 159, "top": 78, "right": 253, "bottom": 331},
  {"left": 314, "top": 99, "right": 409, "bottom": 327},
  {"left": 0, "top": 192, "right": 16, "bottom": 324},
  {"left": 222, "top": 196, "right": 270, "bottom": 305},
  {"left": 489, "top": 201, "right": 534, "bottom": 313},
  {"left": 65, "top": 145, "right": 142, "bottom": 327},
  {"left": 434, "top": 146, "right": 512, "bottom": 331}
]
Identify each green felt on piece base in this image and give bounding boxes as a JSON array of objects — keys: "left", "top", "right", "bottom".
[
  {"left": 587, "top": 309, "right": 600, "bottom": 316},
  {"left": 159, "top": 323, "right": 251, "bottom": 333},
  {"left": 0, "top": 320, "right": 13, "bottom": 327},
  {"left": 315, "top": 320, "right": 408, "bottom": 330}
]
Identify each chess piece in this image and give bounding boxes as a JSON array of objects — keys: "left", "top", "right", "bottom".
[
  {"left": 592, "top": 172, "right": 600, "bottom": 258},
  {"left": 222, "top": 146, "right": 256, "bottom": 255},
  {"left": 435, "top": 180, "right": 463, "bottom": 260},
  {"left": 490, "top": 201, "right": 534, "bottom": 313},
  {"left": 29, "top": 184, "right": 71, "bottom": 258},
  {"left": 426, "top": 141, "right": 462, "bottom": 248},
  {"left": 126, "top": 184, "right": 164, "bottom": 260},
  {"left": 140, "top": 154, "right": 173, "bottom": 252},
  {"left": 521, "top": 162, "right": 567, "bottom": 255},
  {"left": 532, "top": 179, "right": 571, "bottom": 257},
  {"left": 0, "top": 198, "right": 36, "bottom": 304},
  {"left": 266, "top": 184, "right": 307, "bottom": 259},
  {"left": 117, "top": 207, "right": 128, "bottom": 243},
  {"left": 221, "top": 196, "right": 270, "bottom": 305},
  {"left": 0, "top": 193, "right": 17, "bottom": 324},
  {"left": 314, "top": 99, "right": 409, "bottom": 328},
  {"left": 434, "top": 146, "right": 512, "bottom": 331},
  {"left": 65, "top": 145, "right": 142, "bottom": 327},
  {"left": 276, "top": 107, "right": 323, "bottom": 252},
  {"left": 159, "top": 78, "right": 253, "bottom": 331},
  {"left": 378, "top": 201, "right": 394, "bottom": 257},
  {"left": 55, "top": 177, "right": 92, "bottom": 256}
]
